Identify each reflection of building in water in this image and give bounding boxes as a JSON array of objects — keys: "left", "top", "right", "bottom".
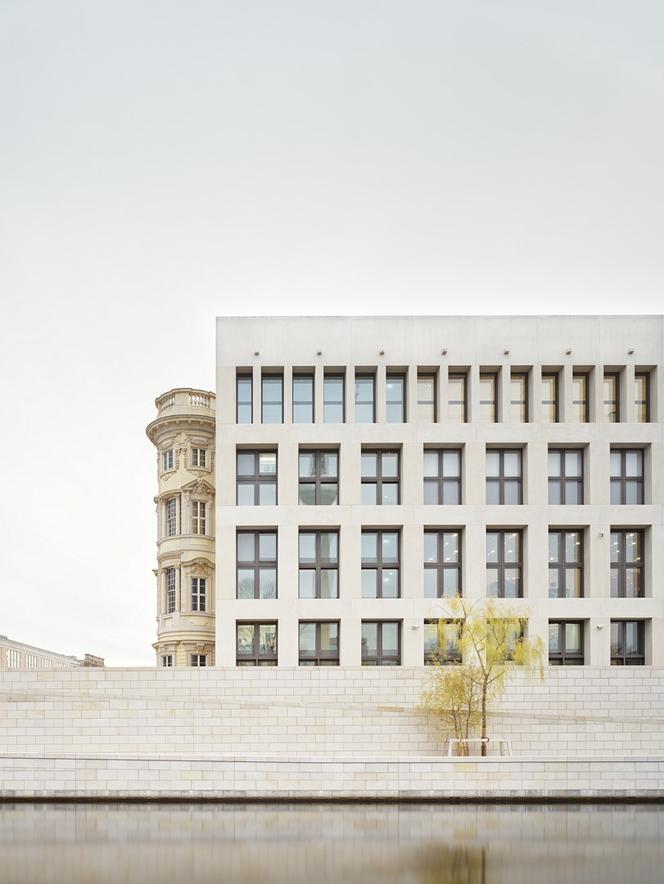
[{"left": 0, "top": 635, "right": 103, "bottom": 669}]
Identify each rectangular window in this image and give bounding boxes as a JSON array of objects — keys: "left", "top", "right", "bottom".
[
  {"left": 424, "top": 530, "right": 461, "bottom": 599},
  {"left": 237, "top": 450, "right": 278, "bottom": 505},
  {"left": 486, "top": 449, "right": 522, "bottom": 505},
  {"left": 417, "top": 374, "right": 436, "bottom": 422},
  {"left": 298, "top": 450, "right": 339, "bottom": 505},
  {"left": 486, "top": 530, "right": 522, "bottom": 598},
  {"left": 237, "top": 531, "right": 277, "bottom": 599},
  {"left": 237, "top": 373, "right": 253, "bottom": 424},
  {"left": 191, "top": 448, "right": 206, "bottom": 468},
  {"left": 361, "top": 530, "right": 400, "bottom": 598},
  {"left": 161, "top": 655, "right": 173, "bottom": 667},
  {"left": 299, "top": 531, "right": 339, "bottom": 599},
  {"left": 261, "top": 373, "right": 283, "bottom": 424},
  {"left": 236, "top": 622, "right": 277, "bottom": 666},
  {"left": 355, "top": 374, "right": 375, "bottom": 423},
  {"left": 610, "top": 530, "right": 643, "bottom": 598},
  {"left": 479, "top": 372, "right": 497, "bottom": 422},
  {"left": 423, "top": 449, "right": 462, "bottom": 505},
  {"left": 510, "top": 371, "right": 528, "bottom": 422},
  {"left": 362, "top": 621, "right": 401, "bottom": 666},
  {"left": 293, "top": 373, "right": 314, "bottom": 423},
  {"left": 610, "top": 449, "right": 644, "bottom": 504},
  {"left": 603, "top": 372, "right": 620, "bottom": 422},
  {"left": 549, "top": 621, "right": 584, "bottom": 665},
  {"left": 447, "top": 373, "right": 467, "bottom": 422},
  {"left": 541, "top": 373, "right": 559, "bottom": 422},
  {"left": 191, "top": 577, "right": 207, "bottom": 612},
  {"left": 162, "top": 449, "right": 174, "bottom": 471},
  {"left": 611, "top": 620, "right": 645, "bottom": 665},
  {"left": 299, "top": 621, "right": 339, "bottom": 666},
  {"left": 323, "top": 374, "right": 345, "bottom": 423},
  {"left": 424, "top": 620, "right": 462, "bottom": 665},
  {"left": 192, "top": 501, "right": 206, "bottom": 535},
  {"left": 548, "top": 449, "right": 583, "bottom": 504},
  {"left": 635, "top": 373, "right": 650, "bottom": 423},
  {"left": 548, "top": 531, "right": 583, "bottom": 598},
  {"left": 386, "top": 373, "right": 406, "bottom": 422},
  {"left": 166, "top": 498, "right": 177, "bottom": 536},
  {"left": 166, "top": 568, "right": 176, "bottom": 614},
  {"left": 571, "top": 372, "right": 589, "bottom": 423},
  {"left": 191, "top": 654, "right": 207, "bottom": 667},
  {"left": 361, "top": 450, "right": 399, "bottom": 505}
]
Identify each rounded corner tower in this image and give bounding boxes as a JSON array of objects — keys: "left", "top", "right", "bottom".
[{"left": 146, "top": 388, "right": 216, "bottom": 667}]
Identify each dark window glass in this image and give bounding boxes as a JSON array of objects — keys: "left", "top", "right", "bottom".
[
  {"left": 362, "top": 621, "right": 401, "bottom": 666},
  {"left": 610, "top": 449, "right": 644, "bottom": 504},
  {"left": 611, "top": 620, "right": 645, "bottom": 665},
  {"left": 299, "top": 531, "right": 339, "bottom": 598},
  {"left": 298, "top": 450, "right": 338, "bottom": 505},
  {"left": 486, "top": 449, "right": 522, "bottom": 504},
  {"left": 486, "top": 530, "right": 522, "bottom": 598},
  {"left": 548, "top": 449, "right": 583, "bottom": 505},
  {"left": 323, "top": 375, "right": 345, "bottom": 423},
  {"left": 361, "top": 450, "right": 400, "bottom": 505},
  {"left": 510, "top": 371, "right": 528, "bottom": 422},
  {"left": 448, "top": 374, "right": 467, "bottom": 422},
  {"left": 571, "top": 372, "right": 589, "bottom": 423},
  {"left": 293, "top": 374, "right": 314, "bottom": 423},
  {"left": 261, "top": 374, "right": 283, "bottom": 424},
  {"left": 610, "top": 530, "right": 643, "bottom": 598},
  {"left": 423, "top": 449, "right": 462, "bottom": 504},
  {"left": 548, "top": 530, "right": 583, "bottom": 598},
  {"left": 417, "top": 375, "right": 436, "bottom": 422},
  {"left": 361, "top": 530, "right": 400, "bottom": 598},
  {"left": 479, "top": 373, "right": 497, "bottom": 422},
  {"left": 424, "top": 531, "right": 461, "bottom": 599},
  {"left": 386, "top": 373, "right": 406, "bottom": 423},
  {"left": 355, "top": 375, "right": 375, "bottom": 423},
  {"left": 237, "top": 531, "right": 277, "bottom": 599},
  {"left": 603, "top": 372, "right": 619, "bottom": 422},
  {"left": 190, "top": 654, "right": 207, "bottom": 667},
  {"left": 424, "top": 620, "right": 462, "bottom": 665},
  {"left": 548, "top": 621, "right": 584, "bottom": 665},
  {"left": 237, "top": 374, "right": 253, "bottom": 424},
  {"left": 236, "top": 622, "right": 277, "bottom": 666},
  {"left": 166, "top": 568, "right": 176, "bottom": 614},
  {"left": 299, "top": 621, "right": 339, "bottom": 666},
  {"left": 166, "top": 497, "right": 178, "bottom": 536},
  {"left": 541, "top": 373, "right": 559, "bottom": 422},
  {"left": 635, "top": 373, "right": 650, "bottom": 423},
  {"left": 236, "top": 450, "right": 277, "bottom": 505}
]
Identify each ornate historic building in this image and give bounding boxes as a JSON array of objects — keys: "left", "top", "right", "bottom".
[{"left": 146, "top": 388, "right": 216, "bottom": 666}]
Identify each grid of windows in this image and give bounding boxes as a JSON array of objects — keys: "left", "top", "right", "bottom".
[
  {"left": 549, "top": 621, "right": 584, "bottom": 665},
  {"left": 192, "top": 501, "right": 206, "bottom": 535},
  {"left": 237, "top": 373, "right": 253, "bottom": 424},
  {"left": 237, "top": 532, "right": 277, "bottom": 599},
  {"left": 486, "top": 450, "right": 522, "bottom": 504},
  {"left": 361, "top": 621, "right": 401, "bottom": 666},
  {"left": 611, "top": 620, "right": 645, "bottom": 665},
  {"left": 386, "top": 373, "right": 406, "bottom": 422},
  {"left": 361, "top": 531, "right": 399, "bottom": 598},
  {"left": 299, "top": 621, "right": 339, "bottom": 666},
  {"left": 236, "top": 622, "right": 277, "bottom": 666},
  {"left": 447, "top": 374, "right": 467, "bottom": 422},
  {"left": 424, "top": 620, "right": 462, "bottom": 665},
  {"left": 541, "top": 373, "right": 559, "bottom": 422},
  {"left": 361, "top": 451, "right": 399, "bottom": 505},
  {"left": 510, "top": 371, "right": 528, "bottom": 422},
  {"left": 261, "top": 374, "right": 283, "bottom": 424},
  {"left": 417, "top": 374, "right": 436, "bottom": 421},
  {"left": 323, "top": 374, "right": 344, "bottom": 423},
  {"left": 486, "top": 531, "right": 522, "bottom": 598},
  {"left": 548, "top": 530, "right": 583, "bottom": 598},
  {"left": 548, "top": 449, "right": 583, "bottom": 504},
  {"left": 299, "top": 531, "right": 339, "bottom": 598},
  {"left": 571, "top": 372, "right": 589, "bottom": 422},
  {"left": 424, "top": 531, "right": 461, "bottom": 599},
  {"left": 610, "top": 449, "right": 644, "bottom": 504},
  {"left": 479, "top": 372, "right": 497, "bottom": 422},
  {"left": 166, "top": 568, "right": 176, "bottom": 614},
  {"left": 603, "top": 372, "right": 619, "bottom": 422},
  {"left": 298, "top": 450, "right": 339, "bottom": 504},
  {"left": 635, "top": 373, "right": 650, "bottom": 423},
  {"left": 166, "top": 498, "right": 177, "bottom": 536},
  {"left": 355, "top": 374, "right": 375, "bottom": 423},
  {"left": 191, "top": 577, "right": 206, "bottom": 612},
  {"left": 610, "top": 530, "right": 643, "bottom": 598},
  {"left": 423, "top": 449, "right": 461, "bottom": 504},
  {"left": 293, "top": 374, "right": 314, "bottom": 423},
  {"left": 237, "top": 451, "right": 277, "bottom": 505}
]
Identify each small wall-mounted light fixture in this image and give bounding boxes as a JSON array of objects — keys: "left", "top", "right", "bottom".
[
  {"left": 316, "top": 350, "right": 322, "bottom": 356},
  {"left": 596, "top": 624, "right": 604, "bottom": 630},
  {"left": 441, "top": 348, "right": 448, "bottom": 356},
  {"left": 503, "top": 349, "right": 510, "bottom": 356},
  {"left": 598, "top": 531, "right": 605, "bottom": 538},
  {"left": 254, "top": 351, "right": 260, "bottom": 356},
  {"left": 379, "top": 349, "right": 385, "bottom": 356},
  {"left": 566, "top": 348, "right": 573, "bottom": 356},
  {"left": 628, "top": 348, "right": 635, "bottom": 355},
  {"left": 411, "top": 624, "right": 420, "bottom": 630}
]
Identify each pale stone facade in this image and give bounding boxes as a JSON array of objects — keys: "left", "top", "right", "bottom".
[
  {"left": 146, "top": 388, "right": 216, "bottom": 667},
  {"left": 0, "top": 636, "right": 103, "bottom": 670}
]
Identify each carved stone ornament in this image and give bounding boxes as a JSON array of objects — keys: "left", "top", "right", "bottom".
[{"left": 183, "top": 558, "right": 214, "bottom": 577}]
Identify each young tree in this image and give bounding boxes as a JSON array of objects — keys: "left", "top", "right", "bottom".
[{"left": 421, "top": 663, "right": 482, "bottom": 754}]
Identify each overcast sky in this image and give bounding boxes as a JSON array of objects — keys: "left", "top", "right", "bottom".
[{"left": 1, "top": 1, "right": 663, "bottom": 665}]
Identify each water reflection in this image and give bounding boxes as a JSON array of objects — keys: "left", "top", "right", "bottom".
[{"left": 0, "top": 803, "right": 663, "bottom": 884}]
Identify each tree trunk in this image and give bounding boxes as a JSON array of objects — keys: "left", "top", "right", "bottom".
[{"left": 480, "top": 683, "right": 488, "bottom": 757}]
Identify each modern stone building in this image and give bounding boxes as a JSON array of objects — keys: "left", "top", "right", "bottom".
[
  {"left": 150, "top": 316, "right": 663, "bottom": 669},
  {"left": 0, "top": 636, "right": 103, "bottom": 669}
]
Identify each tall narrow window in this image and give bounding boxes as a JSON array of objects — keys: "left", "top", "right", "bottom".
[
  {"left": 635, "top": 373, "right": 650, "bottom": 423},
  {"left": 610, "top": 450, "right": 644, "bottom": 504},
  {"left": 611, "top": 620, "right": 645, "bottom": 665},
  {"left": 541, "top": 373, "right": 559, "bottom": 422},
  {"left": 423, "top": 449, "right": 462, "bottom": 504},
  {"left": 192, "top": 501, "right": 206, "bottom": 535},
  {"left": 510, "top": 371, "right": 528, "bottom": 422},
  {"left": 237, "top": 373, "right": 253, "bottom": 424},
  {"left": 424, "top": 531, "right": 461, "bottom": 599},
  {"left": 166, "top": 498, "right": 177, "bottom": 536},
  {"left": 237, "top": 450, "right": 277, "bottom": 505},
  {"left": 236, "top": 623, "right": 277, "bottom": 666},
  {"left": 548, "top": 530, "right": 583, "bottom": 598},
  {"left": 548, "top": 449, "right": 583, "bottom": 504},
  {"left": 486, "top": 450, "right": 522, "bottom": 504},
  {"left": 323, "top": 374, "right": 345, "bottom": 423},
  {"left": 298, "top": 450, "right": 338, "bottom": 505},
  {"left": 486, "top": 530, "right": 522, "bottom": 598},
  {"left": 424, "top": 620, "right": 462, "bottom": 665},
  {"left": 361, "top": 451, "right": 399, "bottom": 505},
  {"left": 191, "top": 577, "right": 206, "bottom": 612},
  {"left": 361, "top": 621, "right": 401, "bottom": 666},
  {"left": 191, "top": 448, "right": 206, "bottom": 468},
  {"left": 261, "top": 374, "right": 283, "bottom": 424},
  {"left": 603, "top": 372, "right": 619, "bottom": 422},
  {"left": 162, "top": 449, "right": 174, "bottom": 471},
  {"left": 361, "top": 530, "right": 400, "bottom": 598},
  {"left": 479, "top": 372, "right": 497, "bottom": 422},
  {"left": 447, "top": 374, "right": 467, "bottom": 422},
  {"left": 166, "top": 568, "right": 176, "bottom": 614},
  {"left": 610, "top": 530, "right": 643, "bottom": 598},
  {"left": 299, "top": 531, "right": 339, "bottom": 598},
  {"left": 571, "top": 372, "right": 589, "bottom": 422},
  {"left": 355, "top": 374, "right": 375, "bottom": 423},
  {"left": 237, "top": 531, "right": 277, "bottom": 599},
  {"left": 386, "top": 373, "right": 406, "bottom": 422},
  {"left": 299, "top": 621, "right": 339, "bottom": 666},
  {"left": 549, "top": 622, "right": 584, "bottom": 665},
  {"left": 417, "top": 374, "right": 436, "bottom": 421},
  {"left": 293, "top": 374, "right": 314, "bottom": 423}
]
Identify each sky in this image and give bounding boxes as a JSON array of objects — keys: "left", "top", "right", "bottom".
[{"left": 1, "top": 1, "right": 663, "bottom": 665}]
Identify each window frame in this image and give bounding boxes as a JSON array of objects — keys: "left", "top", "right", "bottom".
[
  {"left": 361, "top": 449, "right": 400, "bottom": 505},
  {"left": 635, "top": 372, "right": 650, "bottom": 423},
  {"left": 298, "top": 449, "right": 339, "bottom": 505},
  {"left": 510, "top": 370, "right": 529, "bottom": 422},
  {"left": 190, "top": 654, "right": 207, "bottom": 667},
  {"left": 166, "top": 497, "right": 178, "bottom": 536},
  {"left": 361, "top": 620, "right": 402, "bottom": 666},
  {"left": 161, "top": 654, "right": 173, "bottom": 667},
  {"left": 298, "top": 620, "right": 340, "bottom": 666},
  {"left": 486, "top": 530, "right": 523, "bottom": 598},
  {"left": 162, "top": 449, "right": 174, "bottom": 472},
  {"left": 571, "top": 371, "right": 589, "bottom": 423},
  {"left": 361, "top": 529, "right": 400, "bottom": 598},
  {"left": 354, "top": 373, "right": 376, "bottom": 423},
  {"left": 386, "top": 372, "right": 407, "bottom": 423},
  {"left": 298, "top": 530, "right": 339, "bottom": 599},
  {"left": 548, "top": 530, "right": 584, "bottom": 599},
  {"left": 423, "top": 619, "right": 462, "bottom": 665},
  {"left": 541, "top": 372, "right": 559, "bottom": 423},
  {"left": 417, "top": 373, "right": 436, "bottom": 422},
  {"left": 603, "top": 371, "right": 620, "bottom": 422},
  {"left": 485, "top": 449, "right": 523, "bottom": 505},
  {"left": 236, "top": 621, "right": 278, "bottom": 666},
  {"left": 610, "top": 448, "right": 644, "bottom": 505},
  {"left": 610, "top": 530, "right": 644, "bottom": 598},
  {"left": 447, "top": 373, "right": 467, "bottom": 422},
  {"left": 236, "top": 531, "right": 278, "bottom": 599},
  {"left": 236, "top": 450, "right": 278, "bottom": 506},
  {"left": 236, "top": 373, "right": 253, "bottom": 424},
  {"left": 548, "top": 448, "right": 584, "bottom": 505},
  {"left": 610, "top": 620, "right": 645, "bottom": 665},
  {"left": 166, "top": 568, "right": 176, "bottom": 614},
  {"left": 423, "top": 448, "right": 462, "bottom": 505},
  {"left": 423, "top": 530, "right": 462, "bottom": 599},
  {"left": 191, "top": 577, "right": 207, "bottom": 612},
  {"left": 323, "top": 373, "right": 345, "bottom": 423},
  {"left": 292, "top": 372, "right": 315, "bottom": 424},
  {"left": 479, "top": 372, "right": 498, "bottom": 423},
  {"left": 261, "top": 373, "right": 284, "bottom": 424},
  {"left": 191, "top": 500, "right": 207, "bottom": 535},
  {"left": 548, "top": 621, "right": 584, "bottom": 666},
  {"left": 191, "top": 447, "right": 207, "bottom": 468}
]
